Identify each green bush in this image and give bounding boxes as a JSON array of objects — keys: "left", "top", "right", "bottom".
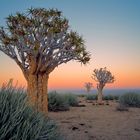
[
  {"left": 85, "top": 93, "right": 119, "bottom": 101},
  {"left": 77, "top": 94, "right": 86, "bottom": 97},
  {"left": 0, "top": 85, "right": 61, "bottom": 140},
  {"left": 113, "top": 95, "right": 120, "bottom": 100},
  {"left": 119, "top": 92, "right": 140, "bottom": 107},
  {"left": 103, "top": 95, "right": 120, "bottom": 100},
  {"left": 48, "top": 91, "right": 69, "bottom": 111},
  {"left": 103, "top": 95, "right": 114, "bottom": 100},
  {"left": 63, "top": 93, "right": 78, "bottom": 106},
  {"left": 86, "top": 94, "right": 97, "bottom": 100}
]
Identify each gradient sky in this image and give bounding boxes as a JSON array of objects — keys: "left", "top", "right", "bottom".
[{"left": 0, "top": 0, "right": 140, "bottom": 89}]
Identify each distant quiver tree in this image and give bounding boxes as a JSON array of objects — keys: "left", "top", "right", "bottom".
[
  {"left": 0, "top": 8, "right": 90, "bottom": 115},
  {"left": 84, "top": 82, "right": 93, "bottom": 93},
  {"left": 92, "top": 67, "right": 115, "bottom": 104}
]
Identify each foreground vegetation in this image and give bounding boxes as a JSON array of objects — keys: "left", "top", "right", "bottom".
[{"left": 0, "top": 85, "right": 61, "bottom": 140}]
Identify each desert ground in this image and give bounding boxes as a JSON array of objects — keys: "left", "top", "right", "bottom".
[{"left": 49, "top": 97, "right": 140, "bottom": 140}]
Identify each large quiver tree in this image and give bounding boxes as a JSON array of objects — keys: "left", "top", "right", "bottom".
[
  {"left": 0, "top": 8, "right": 90, "bottom": 114},
  {"left": 92, "top": 67, "right": 115, "bottom": 104}
]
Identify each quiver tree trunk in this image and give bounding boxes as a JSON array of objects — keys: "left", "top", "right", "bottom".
[
  {"left": 97, "top": 84, "right": 104, "bottom": 104},
  {"left": 27, "top": 73, "right": 49, "bottom": 114}
]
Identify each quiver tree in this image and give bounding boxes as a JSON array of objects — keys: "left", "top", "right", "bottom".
[
  {"left": 84, "top": 82, "right": 93, "bottom": 93},
  {"left": 0, "top": 8, "right": 90, "bottom": 115},
  {"left": 92, "top": 67, "right": 115, "bottom": 104}
]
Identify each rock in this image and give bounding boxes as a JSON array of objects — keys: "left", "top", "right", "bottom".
[
  {"left": 79, "top": 123, "right": 85, "bottom": 126},
  {"left": 72, "top": 126, "right": 79, "bottom": 130},
  {"left": 84, "top": 131, "right": 88, "bottom": 133},
  {"left": 134, "top": 128, "right": 140, "bottom": 131}
]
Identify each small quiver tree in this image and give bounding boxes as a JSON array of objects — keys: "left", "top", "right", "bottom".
[
  {"left": 0, "top": 8, "right": 90, "bottom": 115},
  {"left": 84, "top": 82, "right": 93, "bottom": 93},
  {"left": 92, "top": 67, "right": 115, "bottom": 104}
]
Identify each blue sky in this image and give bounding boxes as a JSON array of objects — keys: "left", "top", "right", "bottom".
[{"left": 0, "top": 0, "right": 140, "bottom": 89}]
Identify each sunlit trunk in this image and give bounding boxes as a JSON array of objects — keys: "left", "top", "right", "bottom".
[
  {"left": 27, "top": 73, "right": 49, "bottom": 115},
  {"left": 97, "top": 84, "right": 104, "bottom": 104}
]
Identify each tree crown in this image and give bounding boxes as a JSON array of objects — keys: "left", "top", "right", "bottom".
[
  {"left": 84, "top": 82, "right": 93, "bottom": 92},
  {"left": 0, "top": 8, "right": 90, "bottom": 77},
  {"left": 92, "top": 67, "right": 115, "bottom": 86}
]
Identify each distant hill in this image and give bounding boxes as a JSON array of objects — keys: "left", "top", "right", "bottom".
[{"left": 49, "top": 88, "right": 140, "bottom": 95}]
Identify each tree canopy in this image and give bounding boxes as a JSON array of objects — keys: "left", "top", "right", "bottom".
[
  {"left": 0, "top": 8, "right": 90, "bottom": 79},
  {"left": 84, "top": 82, "right": 93, "bottom": 93},
  {"left": 92, "top": 67, "right": 115, "bottom": 87}
]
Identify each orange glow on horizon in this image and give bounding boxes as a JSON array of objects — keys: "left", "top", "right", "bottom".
[
  {"left": 0, "top": 64, "right": 140, "bottom": 89},
  {"left": 0, "top": 55, "right": 140, "bottom": 89}
]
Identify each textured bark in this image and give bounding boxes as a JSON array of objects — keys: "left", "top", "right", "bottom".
[
  {"left": 27, "top": 73, "right": 49, "bottom": 115},
  {"left": 97, "top": 84, "right": 104, "bottom": 104}
]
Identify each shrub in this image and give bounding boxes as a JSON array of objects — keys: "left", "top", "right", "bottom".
[
  {"left": 77, "top": 94, "right": 86, "bottom": 97},
  {"left": 119, "top": 92, "right": 140, "bottom": 107},
  {"left": 63, "top": 93, "right": 78, "bottom": 106},
  {"left": 103, "top": 95, "right": 114, "bottom": 100},
  {"left": 113, "top": 95, "right": 120, "bottom": 100},
  {"left": 86, "top": 94, "right": 97, "bottom": 100},
  {"left": 48, "top": 91, "right": 69, "bottom": 111},
  {"left": 103, "top": 95, "right": 120, "bottom": 100},
  {"left": 0, "top": 84, "right": 61, "bottom": 140}
]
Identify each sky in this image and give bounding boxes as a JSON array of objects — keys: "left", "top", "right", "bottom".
[{"left": 0, "top": 0, "right": 140, "bottom": 90}]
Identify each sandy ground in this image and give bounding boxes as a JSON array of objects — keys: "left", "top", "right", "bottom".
[{"left": 49, "top": 97, "right": 140, "bottom": 140}]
